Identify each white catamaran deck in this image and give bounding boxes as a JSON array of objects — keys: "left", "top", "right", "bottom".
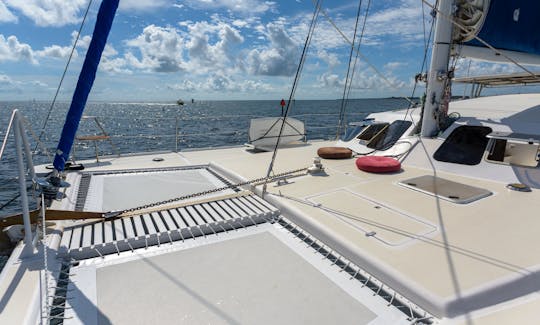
[
  {"left": 2, "top": 96, "right": 540, "bottom": 324},
  {"left": 24, "top": 124, "right": 536, "bottom": 323}
]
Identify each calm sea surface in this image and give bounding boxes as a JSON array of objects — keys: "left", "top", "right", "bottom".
[{"left": 0, "top": 98, "right": 409, "bottom": 218}]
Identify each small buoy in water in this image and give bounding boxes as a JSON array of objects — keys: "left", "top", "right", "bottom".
[{"left": 153, "top": 157, "right": 164, "bottom": 162}]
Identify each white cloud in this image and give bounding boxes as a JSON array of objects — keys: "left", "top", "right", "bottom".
[
  {"left": 119, "top": 0, "right": 168, "bottom": 11},
  {"left": 384, "top": 61, "right": 407, "bottom": 71},
  {"left": 0, "top": 29, "right": 126, "bottom": 75},
  {"left": 453, "top": 59, "right": 535, "bottom": 78},
  {"left": 364, "top": 0, "right": 425, "bottom": 46},
  {"left": 75, "top": 34, "right": 92, "bottom": 50},
  {"left": 0, "top": 73, "right": 21, "bottom": 93},
  {"left": 100, "top": 56, "right": 131, "bottom": 74},
  {"left": 184, "top": 0, "right": 275, "bottom": 14},
  {"left": 247, "top": 22, "right": 298, "bottom": 76},
  {"left": 36, "top": 44, "right": 72, "bottom": 59},
  {"left": 125, "top": 25, "right": 185, "bottom": 72},
  {"left": 169, "top": 80, "right": 197, "bottom": 92},
  {"left": 0, "top": 74, "right": 14, "bottom": 85},
  {"left": 317, "top": 50, "right": 340, "bottom": 68},
  {"left": 185, "top": 21, "right": 244, "bottom": 73},
  {"left": 290, "top": 0, "right": 425, "bottom": 50},
  {"left": 168, "top": 73, "right": 271, "bottom": 92},
  {"left": 317, "top": 68, "right": 407, "bottom": 92},
  {"left": 0, "top": 1, "right": 17, "bottom": 23},
  {"left": 5, "top": 0, "right": 87, "bottom": 27},
  {"left": 118, "top": 21, "right": 245, "bottom": 75},
  {"left": 35, "top": 31, "right": 90, "bottom": 59},
  {"left": 0, "top": 35, "right": 36, "bottom": 64},
  {"left": 317, "top": 73, "right": 342, "bottom": 88},
  {"left": 0, "top": 74, "right": 48, "bottom": 93},
  {"left": 80, "top": 34, "right": 127, "bottom": 74},
  {"left": 29, "top": 80, "right": 48, "bottom": 87},
  {"left": 232, "top": 19, "right": 249, "bottom": 28}
]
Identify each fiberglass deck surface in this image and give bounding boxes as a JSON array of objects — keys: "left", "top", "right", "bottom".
[
  {"left": 57, "top": 138, "right": 540, "bottom": 319},
  {"left": 179, "top": 141, "right": 540, "bottom": 318}
]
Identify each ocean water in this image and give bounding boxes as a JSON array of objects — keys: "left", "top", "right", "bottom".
[{"left": 0, "top": 98, "right": 408, "bottom": 218}]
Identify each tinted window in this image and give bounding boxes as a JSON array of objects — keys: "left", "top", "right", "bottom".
[
  {"left": 433, "top": 125, "right": 492, "bottom": 165},
  {"left": 367, "top": 120, "right": 413, "bottom": 150},
  {"left": 341, "top": 125, "right": 365, "bottom": 142},
  {"left": 357, "top": 123, "right": 388, "bottom": 141}
]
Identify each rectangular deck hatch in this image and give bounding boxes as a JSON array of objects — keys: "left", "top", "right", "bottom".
[
  {"left": 399, "top": 175, "right": 492, "bottom": 204},
  {"left": 308, "top": 190, "right": 436, "bottom": 246}
]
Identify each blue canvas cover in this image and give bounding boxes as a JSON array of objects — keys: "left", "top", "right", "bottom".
[
  {"left": 463, "top": 0, "right": 540, "bottom": 56},
  {"left": 53, "top": 0, "right": 119, "bottom": 171}
]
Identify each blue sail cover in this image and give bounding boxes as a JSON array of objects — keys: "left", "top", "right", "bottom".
[
  {"left": 53, "top": 0, "right": 119, "bottom": 171},
  {"left": 463, "top": 0, "right": 540, "bottom": 56}
]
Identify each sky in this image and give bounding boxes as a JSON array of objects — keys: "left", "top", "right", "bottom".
[{"left": 0, "top": 0, "right": 534, "bottom": 101}]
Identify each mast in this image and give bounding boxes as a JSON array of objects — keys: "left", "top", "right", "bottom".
[
  {"left": 52, "top": 0, "right": 119, "bottom": 172},
  {"left": 421, "top": 0, "right": 454, "bottom": 137}
]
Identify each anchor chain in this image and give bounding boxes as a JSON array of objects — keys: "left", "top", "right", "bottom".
[{"left": 103, "top": 166, "right": 309, "bottom": 219}]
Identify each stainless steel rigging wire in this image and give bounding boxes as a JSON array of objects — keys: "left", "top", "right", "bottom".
[
  {"left": 335, "top": 0, "right": 366, "bottom": 139},
  {"left": 33, "top": 0, "right": 94, "bottom": 157},
  {"left": 261, "top": 0, "right": 322, "bottom": 196},
  {"left": 318, "top": 5, "right": 416, "bottom": 107},
  {"left": 1, "top": 1, "right": 92, "bottom": 212},
  {"left": 402, "top": 0, "right": 438, "bottom": 123},
  {"left": 343, "top": 0, "right": 372, "bottom": 117}
]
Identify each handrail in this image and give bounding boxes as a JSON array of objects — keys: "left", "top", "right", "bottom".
[{"left": 10, "top": 110, "right": 36, "bottom": 256}]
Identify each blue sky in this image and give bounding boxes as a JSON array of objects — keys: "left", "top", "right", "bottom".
[{"left": 0, "top": 0, "right": 529, "bottom": 101}]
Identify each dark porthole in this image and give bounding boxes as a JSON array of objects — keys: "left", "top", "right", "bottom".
[{"left": 433, "top": 125, "right": 492, "bottom": 165}]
